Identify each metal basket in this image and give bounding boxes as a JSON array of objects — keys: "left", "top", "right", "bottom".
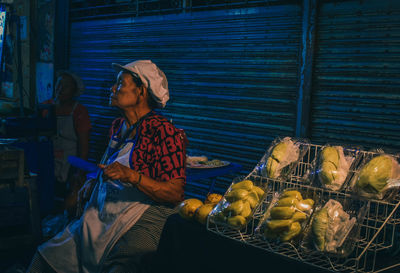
[{"left": 207, "top": 143, "right": 400, "bottom": 272}]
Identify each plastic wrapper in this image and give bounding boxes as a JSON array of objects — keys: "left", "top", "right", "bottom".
[
  {"left": 350, "top": 152, "right": 400, "bottom": 200},
  {"left": 312, "top": 145, "right": 360, "bottom": 191},
  {"left": 253, "top": 137, "right": 308, "bottom": 181},
  {"left": 301, "top": 198, "right": 368, "bottom": 257},
  {"left": 208, "top": 176, "right": 266, "bottom": 230},
  {"left": 254, "top": 188, "right": 315, "bottom": 244}
]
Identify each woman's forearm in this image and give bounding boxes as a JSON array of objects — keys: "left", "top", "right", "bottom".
[
  {"left": 100, "top": 161, "right": 185, "bottom": 205},
  {"left": 133, "top": 172, "right": 185, "bottom": 205}
]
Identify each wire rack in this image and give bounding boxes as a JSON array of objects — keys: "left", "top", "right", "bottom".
[{"left": 207, "top": 143, "right": 400, "bottom": 273}]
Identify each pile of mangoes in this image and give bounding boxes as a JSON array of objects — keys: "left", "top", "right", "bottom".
[
  {"left": 179, "top": 193, "right": 223, "bottom": 225},
  {"left": 263, "top": 190, "right": 314, "bottom": 242},
  {"left": 212, "top": 179, "right": 265, "bottom": 229}
]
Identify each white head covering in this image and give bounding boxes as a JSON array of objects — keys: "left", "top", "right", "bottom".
[
  {"left": 112, "top": 60, "right": 169, "bottom": 108},
  {"left": 56, "top": 70, "right": 85, "bottom": 96}
]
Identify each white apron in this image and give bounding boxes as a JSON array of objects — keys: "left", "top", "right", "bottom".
[
  {"left": 39, "top": 119, "right": 151, "bottom": 273},
  {"left": 53, "top": 102, "right": 78, "bottom": 183}
]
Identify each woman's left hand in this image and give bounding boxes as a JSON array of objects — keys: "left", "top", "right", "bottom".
[{"left": 98, "top": 162, "right": 137, "bottom": 183}]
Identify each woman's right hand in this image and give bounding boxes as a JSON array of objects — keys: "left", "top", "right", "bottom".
[{"left": 76, "top": 178, "right": 96, "bottom": 217}]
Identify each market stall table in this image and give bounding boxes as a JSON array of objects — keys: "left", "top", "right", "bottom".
[{"left": 153, "top": 213, "right": 331, "bottom": 273}]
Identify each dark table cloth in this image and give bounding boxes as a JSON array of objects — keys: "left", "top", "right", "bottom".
[{"left": 153, "top": 213, "right": 331, "bottom": 273}]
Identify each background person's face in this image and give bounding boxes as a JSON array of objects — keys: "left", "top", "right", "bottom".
[
  {"left": 55, "top": 74, "right": 77, "bottom": 103},
  {"left": 109, "top": 71, "right": 140, "bottom": 109}
]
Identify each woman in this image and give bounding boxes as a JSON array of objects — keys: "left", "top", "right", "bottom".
[
  {"left": 44, "top": 71, "right": 91, "bottom": 214},
  {"left": 28, "top": 60, "right": 186, "bottom": 273}
]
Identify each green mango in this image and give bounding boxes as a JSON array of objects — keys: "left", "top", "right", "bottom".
[
  {"left": 240, "top": 201, "right": 252, "bottom": 219},
  {"left": 223, "top": 200, "right": 244, "bottom": 216},
  {"left": 291, "top": 211, "right": 307, "bottom": 222},
  {"left": 357, "top": 155, "right": 393, "bottom": 194},
  {"left": 321, "top": 146, "right": 340, "bottom": 167},
  {"left": 280, "top": 222, "right": 301, "bottom": 242},
  {"left": 266, "top": 157, "right": 279, "bottom": 178},
  {"left": 227, "top": 215, "right": 247, "bottom": 228},
  {"left": 281, "top": 190, "right": 303, "bottom": 201},
  {"left": 225, "top": 189, "right": 249, "bottom": 202},
  {"left": 271, "top": 142, "right": 289, "bottom": 163},
  {"left": 266, "top": 219, "right": 293, "bottom": 232},
  {"left": 231, "top": 179, "right": 253, "bottom": 191},
  {"left": 270, "top": 206, "right": 296, "bottom": 220},
  {"left": 312, "top": 208, "right": 329, "bottom": 251},
  {"left": 276, "top": 197, "right": 297, "bottom": 207},
  {"left": 252, "top": 186, "right": 265, "bottom": 199},
  {"left": 245, "top": 191, "right": 259, "bottom": 209}
]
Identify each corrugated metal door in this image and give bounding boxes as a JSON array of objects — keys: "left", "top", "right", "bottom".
[
  {"left": 69, "top": 5, "right": 302, "bottom": 196},
  {"left": 310, "top": 0, "right": 400, "bottom": 152}
]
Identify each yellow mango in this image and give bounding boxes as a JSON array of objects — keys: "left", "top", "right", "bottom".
[
  {"left": 302, "top": 198, "right": 315, "bottom": 207},
  {"left": 271, "top": 142, "right": 288, "bottom": 163},
  {"left": 303, "top": 198, "right": 314, "bottom": 207},
  {"left": 204, "top": 193, "right": 223, "bottom": 205},
  {"left": 178, "top": 199, "right": 203, "bottom": 220},
  {"left": 291, "top": 211, "right": 307, "bottom": 222},
  {"left": 194, "top": 204, "right": 214, "bottom": 225},
  {"left": 227, "top": 215, "right": 247, "bottom": 228},
  {"left": 266, "top": 219, "right": 293, "bottom": 232},
  {"left": 321, "top": 146, "right": 340, "bottom": 167},
  {"left": 281, "top": 190, "right": 303, "bottom": 201},
  {"left": 320, "top": 161, "right": 337, "bottom": 185},
  {"left": 312, "top": 208, "right": 328, "bottom": 251},
  {"left": 223, "top": 200, "right": 244, "bottom": 216},
  {"left": 266, "top": 157, "right": 279, "bottom": 178},
  {"left": 270, "top": 206, "right": 296, "bottom": 220},
  {"left": 225, "top": 189, "right": 249, "bottom": 202},
  {"left": 240, "top": 201, "right": 252, "bottom": 219},
  {"left": 296, "top": 199, "right": 314, "bottom": 212},
  {"left": 280, "top": 222, "right": 302, "bottom": 242},
  {"left": 231, "top": 180, "right": 253, "bottom": 191},
  {"left": 252, "top": 186, "right": 265, "bottom": 199},
  {"left": 276, "top": 197, "right": 298, "bottom": 207},
  {"left": 357, "top": 155, "right": 393, "bottom": 194},
  {"left": 245, "top": 191, "right": 260, "bottom": 209}
]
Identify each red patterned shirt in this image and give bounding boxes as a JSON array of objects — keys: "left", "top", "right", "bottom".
[{"left": 109, "top": 111, "right": 186, "bottom": 183}]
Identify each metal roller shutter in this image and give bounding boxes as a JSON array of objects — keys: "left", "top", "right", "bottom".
[
  {"left": 69, "top": 5, "right": 302, "bottom": 196},
  {"left": 310, "top": 0, "right": 400, "bottom": 152}
]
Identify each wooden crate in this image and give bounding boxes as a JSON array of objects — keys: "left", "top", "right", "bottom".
[
  {"left": 0, "top": 147, "right": 24, "bottom": 187},
  {"left": 0, "top": 177, "right": 41, "bottom": 250},
  {"left": 0, "top": 187, "right": 30, "bottom": 228}
]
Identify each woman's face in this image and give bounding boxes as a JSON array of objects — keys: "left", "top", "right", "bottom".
[
  {"left": 55, "top": 74, "right": 77, "bottom": 103},
  {"left": 109, "top": 71, "right": 141, "bottom": 109}
]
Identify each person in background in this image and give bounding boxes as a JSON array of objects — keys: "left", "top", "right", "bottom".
[
  {"left": 44, "top": 71, "right": 91, "bottom": 215},
  {"left": 27, "top": 60, "right": 186, "bottom": 273}
]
